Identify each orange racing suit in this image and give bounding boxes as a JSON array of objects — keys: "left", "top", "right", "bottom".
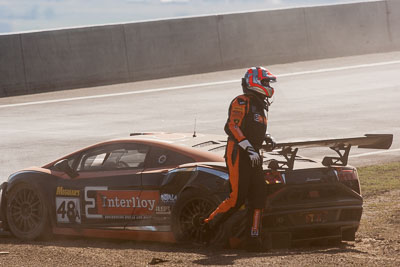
[{"left": 205, "top": 93, "right": 267, "bottom": 238}]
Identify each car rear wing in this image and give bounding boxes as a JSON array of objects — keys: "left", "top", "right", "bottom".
[
  {"left": 263, "top": 134, "right": 393, "bottom": 170},
  {"left": 275, "top": 134, "right": 393, "bottom": 150}
]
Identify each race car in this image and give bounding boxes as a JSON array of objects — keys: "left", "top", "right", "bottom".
[{"left": 0, "top": 132, "right": 393, "bottom": 248}]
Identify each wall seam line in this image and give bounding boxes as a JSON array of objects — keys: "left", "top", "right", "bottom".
[
  {"left": 18, "top": 34, "right": 28, "bottom": 94},
  {"left": 384, "top": 0, "right": 393, "bottom": 44},
  {"left": 122, "top": 25, "right": 132, "bottom": 82},
  {"left": 216, "top": 15, "right": 224, "bottom": 69},
  {"left": 302, "top": 7, "right": 312, "bottom": 60}
]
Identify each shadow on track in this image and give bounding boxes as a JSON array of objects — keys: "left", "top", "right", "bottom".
[{"left": 0, "top": 233, "right": 368, "bottom": 266}]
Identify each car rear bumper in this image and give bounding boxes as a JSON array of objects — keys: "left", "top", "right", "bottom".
[{"left": 262, "top": 204, "right": 362, "bottom": 246}]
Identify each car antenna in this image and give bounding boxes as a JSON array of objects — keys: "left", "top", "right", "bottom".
[{"left": 193, "top": 117, "right": 197, "bottom": 137}]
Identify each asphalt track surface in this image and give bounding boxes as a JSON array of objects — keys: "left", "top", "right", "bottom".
[{"left": 1, "top": 52, "right": 399, "bottom": 182}]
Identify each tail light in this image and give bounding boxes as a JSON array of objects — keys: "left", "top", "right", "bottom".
[
  {"left": 335, "top": 168, "right": 361, "bottom": 195},
  {"left": 265, "top": 171, "right": 285, "bottom": 184}
]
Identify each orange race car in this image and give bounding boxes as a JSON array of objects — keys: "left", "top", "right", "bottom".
[{"left": 0, "top": 132, "right": 392, "bottom": 248}]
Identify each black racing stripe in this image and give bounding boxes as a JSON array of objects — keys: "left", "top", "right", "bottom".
[{"left": 231, "top": 144, "right": 238, "bottom": 166}]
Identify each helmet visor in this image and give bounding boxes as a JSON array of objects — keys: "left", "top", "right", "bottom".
[
  {"left": 260, "top": 79, "right": 271, "bottom": 87},
  {"left": 261, "top": 77, "right": 276, "bottom": 86}
]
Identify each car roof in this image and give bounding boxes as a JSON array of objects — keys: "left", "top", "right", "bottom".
[
  {"left": 127, "top": 133, "right": 325, "bottom": 170},
  {"left": 44, "top": 132, "right": 326, "bottom": 170},
  {"left": 127, "top": 132, "right": 227, "bottom": 152},
  {"left": 43, "top": 133, "right": 225, "bottom": 168}
]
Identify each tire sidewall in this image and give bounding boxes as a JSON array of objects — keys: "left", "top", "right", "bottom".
[
  {"left": 171, "top": 188, "right": 222, "bottom": 244},
  {"left": 6, "top": 182, "right": 49, "bottom": 240}
]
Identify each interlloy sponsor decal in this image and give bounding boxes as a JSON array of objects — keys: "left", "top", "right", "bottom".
[{"left": 96, "top": 190, "right": 159, "bottom": 216}]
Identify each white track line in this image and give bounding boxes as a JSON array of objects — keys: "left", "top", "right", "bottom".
[
  {"left": 0, "top": 80, "right": 239, "bottom": 109},
  {"left": 277, "top": 60, "right": 400, "bottom": 77},
  {"left": 349, "top": 148, "right": 400, "bottom": 158},
  {"left": 1, "top": 60, "right": 400, "bottom": 109}
]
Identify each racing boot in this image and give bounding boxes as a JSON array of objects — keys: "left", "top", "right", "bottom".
[
  {"left": 201, "top": 214, "right": 224, "bottom": 246},
  {"left": 245, "top": 208, "right": 266, "bottom": 252},
  {"left": 199, "top": 222, "right": 214, "bottom": 246}
]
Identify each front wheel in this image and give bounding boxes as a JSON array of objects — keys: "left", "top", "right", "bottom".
[
  {"left": 6, "top": 183, "right": 50, "bottom": 240},
  {"left": 171, "top": 189, "right": 224, "bottom": 245}
]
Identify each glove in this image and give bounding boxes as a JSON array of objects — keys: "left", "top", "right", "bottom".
[
  {"left": 238, "top": 139, "right": 261, "bottom": 167},
  {"left": 264, "top": 133, "right": 277, "bottom": 151}
]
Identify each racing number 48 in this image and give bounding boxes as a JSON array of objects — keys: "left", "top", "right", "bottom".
[
  {"left": 56, "top": 198, "right": 81, "bottom": 224},
  {"left": 57, "top": 200, "right": 76, "bottom": 218}
]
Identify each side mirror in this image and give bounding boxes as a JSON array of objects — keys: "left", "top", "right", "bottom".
[{"left": 53, "top": 159, "right": 79, "bottom": 178}]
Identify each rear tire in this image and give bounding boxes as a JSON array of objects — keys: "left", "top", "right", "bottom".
[
  {"left": 6, "top": 183, "right": 51, "bottom": 240},
  {"left": 171, "top": 189, "right": 224, "bottom": 245}
]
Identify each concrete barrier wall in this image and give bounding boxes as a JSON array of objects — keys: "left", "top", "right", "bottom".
[
  {"left": 218, "top": 8, "right": 310, "bottom": 68},
  {"left": 0, "top": 35, "right": 27, "bottom": 96},
  {"left": 387, "top": 0, "right": 400, "bottom": 50},
  {"left": 124, "top": 16, "right": 222, "bottom": 81},
  {"left": 0, "top": 0, "right": 399, "bottom": 97},
  {"left": 21, "top": 25, "right": 130, "bottom": 93},
  {"left": 305, "top": 1, "right": 392, "bottom": 59}
]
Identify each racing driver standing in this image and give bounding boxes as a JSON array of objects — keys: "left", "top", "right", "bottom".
[{"left": 203, "top": 66, "right": 277, "bottom": 251}]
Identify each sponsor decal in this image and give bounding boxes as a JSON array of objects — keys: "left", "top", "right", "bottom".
[
  {"left": 156, "top": 205, "right": 171, "bottom": 215},
  {"left": 232, "top": 106, "right": 245, "bottom": 113},
  {"left": 237, "top": 99, "right": 246, "bottom": 105},
  {"left": 158, "top": 155, "right": 167, "bottom": 164},
  {"left": 96, "top": 190, "right": 159, "bottom": 216},
  {"left": 232, "top": 110, "right": 243, "bottom": 116},
  {"left": 85, "top": 186, "right": 107, "bottom": 219},
  {"left": 84, "top": 187, "right": 160, "bottom": 219},
  {"left": 254, "top": 114, "right": 267, "bottom": 125},
  {"left": 56, "top": 186, "right": 80, "bottom": 196},
  {"left": 56, "top": 197, "right": 81, "bottom": 224},
  {"left": 251, "top": 228, "right": 259, "bottom": 237},
  {"left": 160, "top": 194, "right": 177, "bottom": 204},
  {"left": 103, "top": 215, "right": 151, "bottom": 220},
  {"left": 232, "top": 107, "right": 245, "bottom": 119}
]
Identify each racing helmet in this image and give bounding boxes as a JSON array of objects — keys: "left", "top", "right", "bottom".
[{"left": 242, "top": 66, "right": 277, "bottom": 98}]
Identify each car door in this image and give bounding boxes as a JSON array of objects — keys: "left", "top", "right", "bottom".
[
  {"left": 140, "top": 145, "right": 195, "bottom": 227},
  {"left": 54, "top": 142, "right": 149, "bottom": 228}
]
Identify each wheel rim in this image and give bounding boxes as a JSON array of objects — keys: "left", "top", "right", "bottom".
[
  {"left": 9, "top": 188, "right": 43, "bottom": 234},
  {"left": 179, "top": 198, "right": 215, "bottom": 243}
]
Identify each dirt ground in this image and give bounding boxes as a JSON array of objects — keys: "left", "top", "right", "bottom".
[{"left": 0, "top": 190, "right": 399, "bottom": 267}]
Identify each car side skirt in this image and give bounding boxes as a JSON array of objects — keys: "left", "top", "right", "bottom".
[{"left": 52, "top": 227, "right": 176, "bottom": 243}]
